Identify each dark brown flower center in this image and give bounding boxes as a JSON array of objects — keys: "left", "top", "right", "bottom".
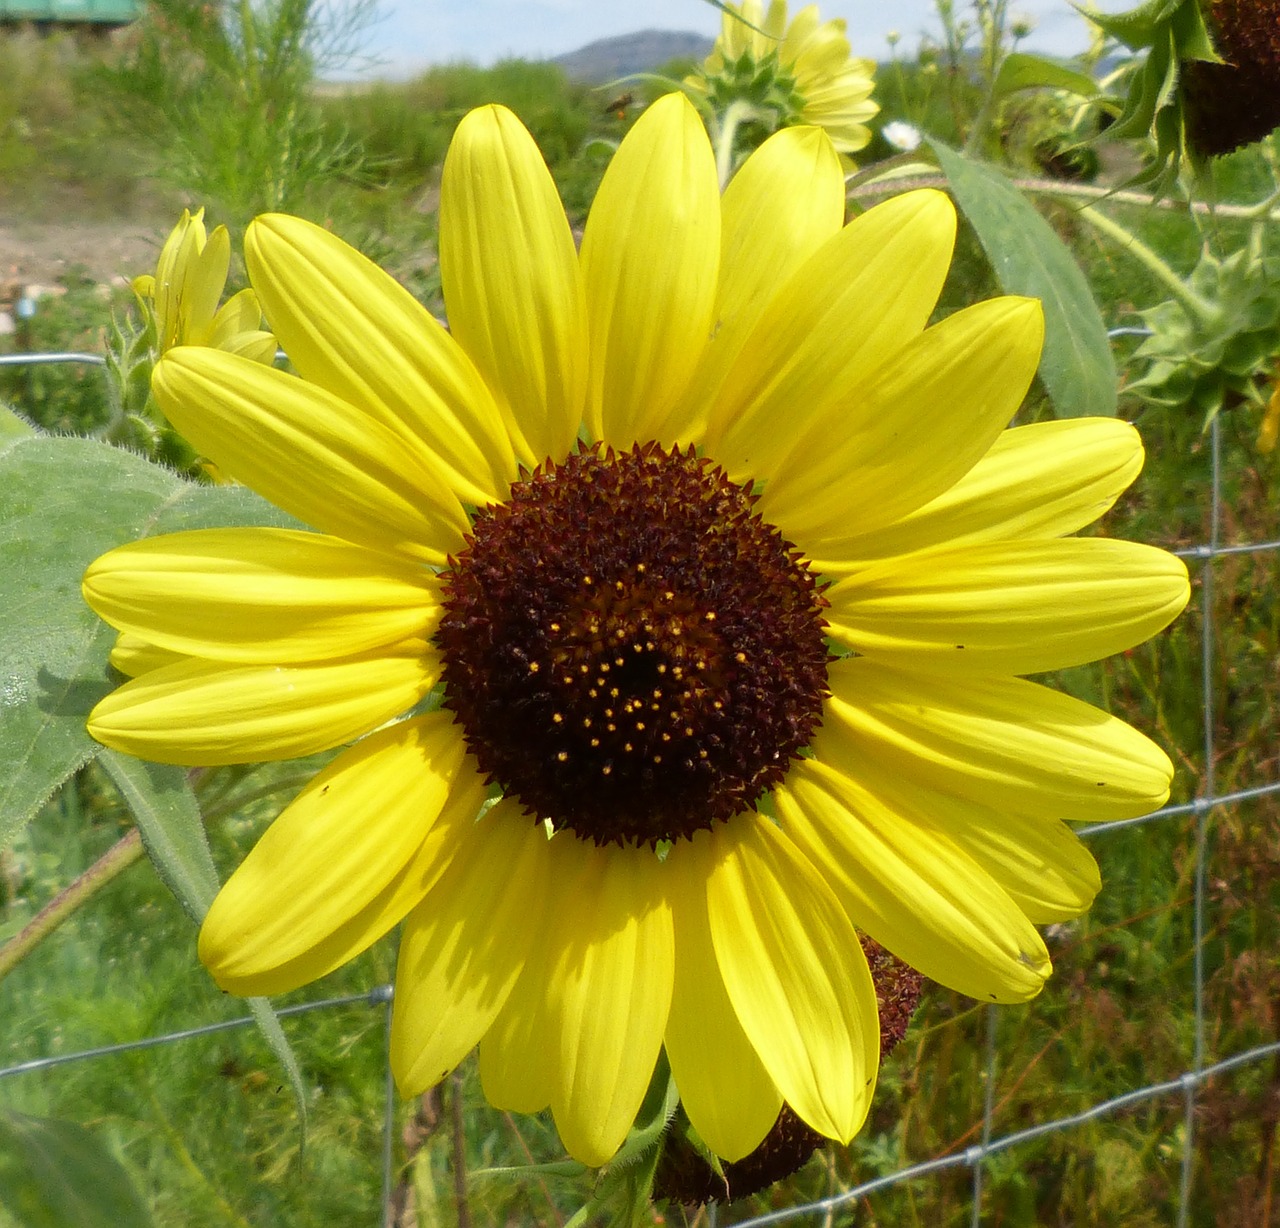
[{"left": 435, "top": 442, "right": 830, "bottom": 847}]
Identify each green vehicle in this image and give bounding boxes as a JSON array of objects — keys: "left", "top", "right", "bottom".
[{"left": 0, "top": 0, "right": 141, "bottom": 24}]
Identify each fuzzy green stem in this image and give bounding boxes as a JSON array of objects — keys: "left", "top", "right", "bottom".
[
  {"left": 1072, "top": 203, "right": 1218, "bottom": 322},
  {"left": 713, "top": 99, "right": 756, "bottom": 190},
  {"left": 0, "top": 829, "right": 143, "bottom": 983}
]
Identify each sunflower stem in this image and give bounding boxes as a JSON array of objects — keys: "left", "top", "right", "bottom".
[{"left": 1071, "top": 203, "right": 1219, "bottom": 323}]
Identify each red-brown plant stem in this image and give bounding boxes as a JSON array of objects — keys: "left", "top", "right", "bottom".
[{"left": 0, "top": 827, "right": 142, "bottom": 982}]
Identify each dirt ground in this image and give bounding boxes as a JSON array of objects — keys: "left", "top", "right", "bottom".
[{"left": 0, "top": 213, "right": 165, "bottom": 297}]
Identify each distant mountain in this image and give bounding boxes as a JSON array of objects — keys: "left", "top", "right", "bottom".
[{"left": 551, "top": 29, "right": 715, "bottom": 82}]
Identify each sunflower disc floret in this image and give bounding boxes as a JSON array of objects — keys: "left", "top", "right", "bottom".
[{"left": 438, "top": 442, "right": 829, "bottom": 847}]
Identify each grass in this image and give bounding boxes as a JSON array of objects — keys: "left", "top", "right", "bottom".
[{"left": 1, "top": 25, "right": 1279, "bottom": 1228}]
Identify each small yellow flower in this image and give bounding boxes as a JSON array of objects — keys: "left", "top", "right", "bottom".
[
  {"left": 133, "top": 208, "right": 276, "bottom": 363},
  {"left": 83, "top": 97, "right": 1187, "bottom": 1168},
  {"left": 688, "top": 0, "right": 879, "bottom": 154}
]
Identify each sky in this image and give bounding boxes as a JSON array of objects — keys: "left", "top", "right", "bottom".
[{"left": 339, "top": 0, "right": 1134, "bottom": 81}]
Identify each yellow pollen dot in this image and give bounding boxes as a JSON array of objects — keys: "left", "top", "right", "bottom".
[
  {"left": 615, "top": 580, "right": 624, "bottom": 592},
  {"left": 553, "top": 713, "right": 563, "bottom": 724},
  {"left": 653, "top": 754, "right": 662, "bottom": 763},
  {"left": 635, "top": 721, "right": 646, "bottom": 731},
  {"left": 614, "top": 657, "right": 624, "bottom": 667},
  {"left": 705, "top": 611, "right": 716, "bottom": 621},
  {"left": 685, "top": 726, "right": 695, "bottom": 736},
  {"left": 602, "top": 764, "right": 612, "bottom": 776},
  {"left": 580, "top": 664, "right": 590, "bottom": 674},
  {"left": 591, "top": 737, "right": 600, "bottom": 747},
  {"left": 583, "top": 575, "right": 594, "bottom": 585},
  {"left": 588, "top": 688, "right": 598, "bottom": 698},
  {"left": 652, "top": 689, "right": 663, "bottom": 699},
  {"left": 528, "top": 661, "right": 540, "bottom": 673},
  {"left": 735, "top": 652, "right": 747, "bottom": 663},
  {"left": 624, "top": 743, "right": 633, "bottom": 752},
  {"left": 556, "top": 751, "right": 568, "bottom": 762},
  {"left": 699, "top": 749, "right": 708, "bottom": 759},
  {"left": 662, "top": 732, "right": 671, "bottom": 742},
  {"left": 610, "top": 688, "right": 620, "bottom": 698},
  {"left": 636, "top": 563, "right": 646, "bottom": 573},
  {"left": 664, "top": 591, "right": 674, "bottom": 601},
  {"left": 713, "top": 700, "right": 723, "bottom": 710},
  {"left": 583, "top": 717, "right": 592, "bottom": 728},
  {"left": 550, "top": 622, "right": 561, "bottom": 632},
  {"left": 632, "top": 644, "right": 642, "bottom": 653},
  {"left": 562, "top": 675, "right": 574, "bottom": 685}
]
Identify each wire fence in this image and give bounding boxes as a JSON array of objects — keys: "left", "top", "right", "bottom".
[{"left": 1, "top": 349, "right": 1277, "bottom": 1226}]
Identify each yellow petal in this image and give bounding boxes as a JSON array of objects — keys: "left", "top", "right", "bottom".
[
  {"left": 152, "top": 347, "right": 466, "bottom": 565},
  {"left": 392, "top": 799, "right": 552, "bottom": 1094},
  {"left": 707, "top": 189, "right": 956, "bottom": 481},
  {"left": 706, "top": 816, "right": 878, "bottom": 1143},
  {"left": 84, "top": 528, "right": 441, "bottom": 664},
  {"left": 441, "top": 105, "right": 587, "bottom": 467},
  {"left": 478, "top": 831, "right": 593, "bottom": 1115},
  {"left": 761, "top": 297, "right": 1044, "bottom": 544},
  {"left": 199, "top": 713, "right": 485, "bottom": 996},
  {"left": 777, "top": 758, "right": 1052, "bottom": 1002},
  {"left": 183, "top": 224, "right": 231, "bottom": 344},
  {"left": 109, "top": 631, "right": 186, "bottom": 677},
  {"left": 581, "top": 93, "right": 720, "bottom": 447},
  {"left": 804, "top": 746, "right": 1101, "bottom": 924},
  {"left": 478, "top": 924, "right": 560, "bottom": 1115},
  {"left": 209, "top": 287, "right": 263, "bottom": 344},
  {"left": 813, "top": 418, "right": 1146, "bottom": 574},
  {"left": 927, "top": 802, "right": 1101, "bottom": 924},
  {"left": 664, "top": 832, "right": 782, "bottom": 1162},
  {"left": 820, "top": 658, "right": 1174, "bottom": 821},
  {"left": 87, "top": 641, "right": 436, "bottom": 766},
  {"left": 825, "top": 538, "right": 1189, "bottom": 675},
  {"left": 245, "top": 212, "right": 517, "bottom": 505},
  {"left": 674, "top": 125, "right": 845, "bottom": 441},
  {"left": 547, "top": 840, "right": 675, "bottom": 1166}
]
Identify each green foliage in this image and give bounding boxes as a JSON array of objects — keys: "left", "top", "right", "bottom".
[
  {"left": 0, "top": 1109, "right": 152, "bottom": 1228},
  {"left": 1129, "top": 242, "right": 1280, "bottom": 426},
  {"left": 0, "top": 277, "right": 121, "bottom": 437},
  {"left": 319, "top": 58, "right": 596, "bottom": 191},
  {"left": 0, "top": 30, "right": 142, "bottom": 216},
  {"left": 95, "top": 0, "right": 374, "bottom": 228}
]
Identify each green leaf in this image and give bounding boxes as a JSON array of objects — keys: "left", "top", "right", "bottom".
[
  {"left": 97, "top": 753, "right": 218, "bottom": 922},
  {"left": 993, "top": 53, "right": 1098, "bottom": 100},
  {"left": 0, "top": 435, "right": 293, "bottom": 851},
  {"left": 0, "top": 1110, "right": 152, "bottom": 1228},
  {"left": 931, "top": 141, "right": 1117, "bottom": 418},
  {"left": 0, "top": 404, "right": 35, "bottom": 454},
  {"left": 96, "top": 750, "right": 309, "bottom": 1149}
]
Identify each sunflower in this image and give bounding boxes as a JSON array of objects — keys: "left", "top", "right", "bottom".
[
  {"left": 687, "top": 0, "right": 878, "bottom": 155},
  {"left": 82, "top": 95, "right": 1189, "bottom": 1167},
  {"left": 133, "top": 207, "right": 276, "bottom": 362}
]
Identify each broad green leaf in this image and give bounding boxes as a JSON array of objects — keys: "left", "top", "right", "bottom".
[
  {"left": 0, "top": 405, "right": 34, "bottom": 454},
  {"left": 0, "top": 435, "right": 292, "bottom": 851},
  {"left": 993, "top": 53, "right": 1098, "bottom": 100},
  {"left": 0, "top": 1110, "right": 152, "bottom": 1228},
  {"left": 97, "top": 749, "right": 309, "bottom": 1147},
  {"left": 931, "top": 142, "right": 1117, "bottom": 419}
]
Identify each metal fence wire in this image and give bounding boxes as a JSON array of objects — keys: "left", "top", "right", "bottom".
[{"left": 1, "top": 350, "right": 1278, "bottom": 1226}]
